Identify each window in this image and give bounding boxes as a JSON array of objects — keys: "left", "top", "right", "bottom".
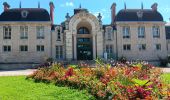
[
  {"left": 155, "top": 44, "right": 161, "bottom": 50},
  {"left": 37, "top": 45, "right": 44, "bottom": 52},
  {"left": 138, "top": 26, "right": 145, "bottom": 38},
  {"left": 123, "top": 44, "right": 131, "bottom": 51},
  {"left": 37, "top": 26, "right": 44, "bottom": 39},
  {"left": 106, "top": 45, "right": 113, "bottom": 59},
  {"left": 3, "top": 45, "right": 11, "bottom": 52},
  {"left": 152, "top": 26, "right": 160, "bottom": 38},
  {"left": 3, "top": 26, "right": 11, "bottom": 39},
  {"left": 20, "top": 26, "right": 28, "bottom": 39},
  {"left": 123, "top": 26, "right": 130, "bottom": 38},
  {"left": 56, "top": 46, "right": 63, "bottom": 59},
  {"left": 107, "top": 28, "right": 113, "bottom": 40},
  {"left": 138, "top": 44, "right": 146, "bottom": 51},
  {"left": 78, "top": 27, "right": 89, "bottom": 34},
  {"left": 57, "top": 29, "right": 61, "bottom": 40},
  {"left": 20, "top": 45, "right": 28, "bottom": 51}
]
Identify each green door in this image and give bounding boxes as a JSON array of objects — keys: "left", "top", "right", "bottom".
[{"left": 77, "top": 38, "right": 93, "bottom": 60}]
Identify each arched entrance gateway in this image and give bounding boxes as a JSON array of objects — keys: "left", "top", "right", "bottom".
[{"left": 65, "top": 11, "right": 103, "bottom": 60}]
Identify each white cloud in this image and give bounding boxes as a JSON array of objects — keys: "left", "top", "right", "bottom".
[
  {"left": 60, "top": 2, "right": 74, "bottom": 7},
  {"left": 159, "top": 6, "right": 170, "bottom": 13},
  {"left": 91, "top": 8, "right": 111, "bottom": 20}
]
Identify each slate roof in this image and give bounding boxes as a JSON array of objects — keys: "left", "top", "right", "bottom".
[
  {"left": 0, "top": 8, "right": 50, "bottom": 21},
  {"left": 116, "top": 9, "right": 163, "bottom": 22}
]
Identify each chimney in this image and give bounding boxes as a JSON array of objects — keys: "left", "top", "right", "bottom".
[
  {"left": 49, "top": 2, "right": 55, "bottom": 24},
  {"left": 151, "top": 3, "right": 158, "bottom": 11},
  {"left": 3, "top": 2, "right": 10, "bottom": 11},
  {"left": 111, "top": 3, "right": 116, "bottom": 25}
]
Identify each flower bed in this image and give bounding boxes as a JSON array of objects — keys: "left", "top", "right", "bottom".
[{"left": 27, "top": 61, "right": 170, "bottom": 99}]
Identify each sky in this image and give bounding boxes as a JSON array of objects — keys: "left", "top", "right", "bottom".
[{"left": 0, "top": 0, "right": 170, "bottom": 24}]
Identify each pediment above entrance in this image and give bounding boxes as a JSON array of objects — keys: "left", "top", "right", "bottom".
[{"left": 69, "top": 12, "right": 100, "bottom": 32}]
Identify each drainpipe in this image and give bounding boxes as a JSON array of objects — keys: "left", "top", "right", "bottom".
[{"left": 115, "top": 30, "right": 118, "bottom": 60}]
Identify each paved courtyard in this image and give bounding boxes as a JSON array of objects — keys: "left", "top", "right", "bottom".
[
  {"left": 0, "top": 69, "right": 36, "bottom": 76},
  {"left": 0, "top": 68, "right": 169, "bottom": 76}
]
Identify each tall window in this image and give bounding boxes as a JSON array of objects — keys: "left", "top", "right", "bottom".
[
  {"left": 3, "top": 45, "right": 11, "bottom": 52},
  {"left": 20, "top": 45, "right": 28, "bottom": 52},
  {"left": 138, "top": 44, "right": 146, "bottom": 51},
  {"left": 37, "top": 26, "right": 44, "bottom": 39},
  {"left": 138, "top": 26, "right": 145, "bottom": 38},
  {"left": 123, "top": 44, "right": 131, "bottom": 51},
  {"left": 155, "top": 44, "right": 161, "bottom": 50},
  {"left": 37, "top": 45, "right": 44, "bottom": 52},
  {"left": 78, "top": 27, "right": 89, "bottom": 34},
  {"left": 106, "top": 45, "right": 113, "bottom": 59},
  {"left": 57, "top": 29, "right": 61, "bottom": 40},
  {"left": 20, "top": 26, "right": 28, "bottom": 39},
  {"left": 152, "top": 26, "right": 160, "bottom": 38},
  {"left": 56, "top": 46, "right": 63, "bottom": 59},
  {"left": 3, "top": 26, "right": 11, "bottom": 39},
  {"left": 123, "top": 26, "right": 130, "bottom": 38},
  {"left": 107, "top": 28, "right": 113, "bottom": 40}
]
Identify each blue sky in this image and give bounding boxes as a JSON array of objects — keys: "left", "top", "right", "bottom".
[{"left": 0, "top": 0, "right": 170, "bottom": 24}]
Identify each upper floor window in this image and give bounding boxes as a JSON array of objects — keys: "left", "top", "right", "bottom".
[
  {"left": 138, "top": 26, "right": 145, "bottom": 38},
  {"left": 107, "top": 27, "right": 113, "bottom": 40},
  {"left": 20, "top": 45, "right": 28, "bottom": 52},
  {"left": 57, "top": 29, "right": 61, "bottom": 41},
  {"left": 155, "top": 44, "right": 161, "bottom": 50},
  {"left": 37, "top": 26, "right": 44, "bottom": 39},
  {"left": 123, "top": 44, "right": 131, "bottom": 51},
  {"left": 3, "top": 45, "right": 11, "bottom": 52},
  {"left": 3, "top": 26, "right": 11, "bottom": 39},
  {"left": 152, "top": 26, "right": 160, "bottom": 38},
  {"left": 20, "top": 26, "right": 28, "bottom": 39},
  {"left": 78, "top": 27, "right": 89, "bottom": 34},
  {"left": 123, "top": 26, "right": 130, "bottom": 38},
  {"left": 37, "top": 45, "right": 44, "bottom": 52},
  {"left": 138, "top": 44, "right": 146, "bottom": 51}
]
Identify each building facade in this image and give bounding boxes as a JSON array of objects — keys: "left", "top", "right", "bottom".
[{"left": 0, "top": 2, "right": 168, "bottom": 63}]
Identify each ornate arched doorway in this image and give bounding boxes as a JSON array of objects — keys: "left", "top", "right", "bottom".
[{"left": 77, "top": 27, "right": 93, "bottom": 60}]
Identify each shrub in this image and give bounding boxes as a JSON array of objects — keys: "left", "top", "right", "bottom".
[{"left": 27, "top": 61, "right": 170, "bottom": 99}]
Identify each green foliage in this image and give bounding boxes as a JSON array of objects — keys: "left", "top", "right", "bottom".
[{"left": 27, "top": 61, "right": 170, "bottom": 100}]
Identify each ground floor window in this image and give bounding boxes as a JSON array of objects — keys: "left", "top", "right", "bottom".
[
  {"left": 56, "top": 46, "right": 63, "bottom": 60},
  {"left": 20, "top": 45, "right": 28, "bottom": 52},
  {"left": 3, "top": 45, "right": 11, "bottom": 52},
  {"left": 37, "top": 45, "right": 44, "bottom": 52},
  {"left": 106, "top": 45, "right": 113, "bottom": 59}
]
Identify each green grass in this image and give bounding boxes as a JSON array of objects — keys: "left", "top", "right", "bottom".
[
  {"left": 161, "top": 73, "right": 170, "bottom": 84},
  {"left": 0, "top": 76, "right": 95, "bottom": 100}
]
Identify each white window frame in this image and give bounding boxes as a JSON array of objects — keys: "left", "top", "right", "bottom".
[
  {"left": 37, "top": 26, "right": 45, "bottom": 39},
  {"left": 123, "top": 26, "right": 130, "bottom": 38},
  {"left": 3, "top": 26, "right": 11, "bottom": 39},
  {"left": 20, "top": 45, "right": 28, "bottom": 52},
  {"left": 20, "top": 26, "right": 28, "bottom": 39},
  {"left": 37, "top": 45, "right": 44, "bottom": 52},
  {"left": 56, "top": 46, "right": 63, "bottom": 60},
  {"left": 155, "top": 44, "right": 161, "bottom": 51},
  {"left": 3, "top": 45, "right": 11, "bottom": 52},
  {"left": 123, "top": 44, "right": 131, "bottom": 51},
  {"left": 138, "top": 44, "right": 146, "bottom": 51},
  {"left": 152, "top": 26, "right": 160, "bottom": 38},
  {"left": 138, "top": 26, "right": 145, "bottom": 38},
  {"left": 106, "top": 45, "right": 113, "bottom": 59}
]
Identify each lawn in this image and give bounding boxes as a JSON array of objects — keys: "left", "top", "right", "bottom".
[
  {"left": 0, "top": 76, "right": 95, "bottom": 100},
  {"left": 161, "top": 73, "right": 170, "bottom": 83}
]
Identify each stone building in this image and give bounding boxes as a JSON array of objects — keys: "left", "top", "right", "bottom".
[{"left": 0, "top": 2, "right": 168, "bottom": 64}]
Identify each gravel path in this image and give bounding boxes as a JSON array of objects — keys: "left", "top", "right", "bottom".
[
  {"left": 0, "top": 68, "right": 169, "bottom": 76},
  {"left": 0, "top": 69, "right": 36, "bottom": 76}
]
